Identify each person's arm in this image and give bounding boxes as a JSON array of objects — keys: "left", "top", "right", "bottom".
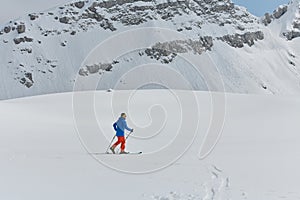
[
  {"left": 113, "top": 122, "right": 117, "bottom": 131},
  {"left": 124, "top": 121, "right": 133, "bottom": 132}
]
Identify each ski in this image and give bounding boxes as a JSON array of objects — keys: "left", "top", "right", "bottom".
[
  {"left": 89, "top": 152, "right": 142, "bottom": 155},
  {"left": 123, "top": 152, "right": 142, "bottom": 155}
]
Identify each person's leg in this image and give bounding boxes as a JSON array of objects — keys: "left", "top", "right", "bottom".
[
  {"left": 120, "top": 136, "right": 126, "bottom": 152},
  {"left": 111, "top": 137, "right": 121, "bottom": 149},
  {"left": 110, "top": 137, "right": 121, "bottom": 154}
]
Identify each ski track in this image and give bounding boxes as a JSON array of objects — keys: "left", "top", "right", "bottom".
[{"left": 149, "top": 165, "right": 233, "bottom": 200}]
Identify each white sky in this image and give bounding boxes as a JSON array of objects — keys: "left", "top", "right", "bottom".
[{"left": 0, "top": 0, "right": 70, "bottom": 24}]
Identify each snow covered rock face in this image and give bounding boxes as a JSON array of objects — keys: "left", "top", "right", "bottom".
[
  {"left": 17, "top": 24, "right": 26, "bottom": 34},
  {"left": 143, "top": 36, "right": 214, "bottom": 63},
  {"left": 20, "top": 72, "right": 34, "bottom": 88},
  {"left": 282, "top": 1, "right": 300, "bottom": 41},
  {"left": 263, "top": 1, "right": 300, "bottom": 40},
  {"left": 0, "top": 0, "right": 300, "bottom": 99},
  {"left": 218, "top": 31, "right": 264, "bottom": 48},
  {"left": 79, "top": 61, "right": 116, "bottom": 76},
  {"left": 74, "top": 1, "right": 85, "bottom": 9},
  {"left": 262, "top": 5, "right": 288, "bottom": 26}
]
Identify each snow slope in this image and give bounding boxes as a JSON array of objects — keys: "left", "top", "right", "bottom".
[
  {"left": 1, "top": 90, "right": 300, "bottom": 200},
  {"left": 1, "top": 0, "right": 300, "bottom": 99}
]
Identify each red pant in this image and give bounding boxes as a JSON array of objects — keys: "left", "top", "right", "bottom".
[{"left": 112, "top": 136, "right": 125, "bottom": 150}]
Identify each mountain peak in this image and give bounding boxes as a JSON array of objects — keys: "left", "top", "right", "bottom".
[
  {"left": 279, "top": 0, "right": 300, "bottom": 40},
  {"left": 261, "top": 0, "right": 300, "bottom": 40}
]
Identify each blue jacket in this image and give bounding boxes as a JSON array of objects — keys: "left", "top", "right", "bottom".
[{"left": 113, "top": 117, "right": 133, "bottom": 136}]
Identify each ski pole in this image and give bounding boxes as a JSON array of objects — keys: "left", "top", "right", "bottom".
[
  {"left": 105, "top": 135, "right": 116, "bottom": 153},
  {"left": 126, "top": 130, "right": 133, "bottom": 140}
]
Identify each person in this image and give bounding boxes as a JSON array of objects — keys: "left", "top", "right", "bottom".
[{"left": 110, "top": 113, "right": 133, "bottom": 154}]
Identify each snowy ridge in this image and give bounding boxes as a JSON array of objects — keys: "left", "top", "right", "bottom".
[
  {"left": 281, "top": 0, "right": 300, "bottom": 40},
  {"left": 264, "top": 0, "right": 300, "bottom": 40},
  {"left": 0, "top": 0, "right": 300, "bottom": 99}
]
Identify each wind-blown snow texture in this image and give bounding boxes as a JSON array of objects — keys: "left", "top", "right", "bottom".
[
  {"left": 1, "top": 0, "right": 300, "bottom": 99},
  {"left": 1, "top": 90, "right": 300, "bottom": 199}
]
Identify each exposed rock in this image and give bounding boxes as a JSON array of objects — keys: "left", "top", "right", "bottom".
[
  {"left": 82, "top": 10, "right": 105, "bottom": 21},
  {"left": 25, "top": 72, "right": 33, "bottom": 83},
  {"left": 153, "top": 37, "right": 213, "bottom": 54},
  {"left": 86, "top": 63, "right": 113, "bottom": 73},
  {"left": 293, "top": 21, "right": 300, "bottom": 29},
  {"left": 219, "top": 31, "right": 264, "bottom": 48},
  {"left": 75, "top": 1, "right": 85, "bottom": 9},
  {"left": 145, "top": 48, "right": 177, "bottom": 64},
  {"left": 262, "top": 13, "right": 272, "bottom": 26},
  {"left": 17, "top": 24, "right": 26, "bottom": 34},
  {"left": 4, "top": 26, "right": 11, "bottom": 33},
  {"left": 13, "top": 36, "right": 33, "bottom": 45},
  {"left": 237, "top": 26, "right": 245, "bottom": 31},
  {"left": 24, "top": 82, "right": 33, "bottom": 88},
  {"left": 261, "top": 84, "right": 267, "bottom": 90},
  {"left": 30, "top": 0, "right": 258, "bottom": 36},
  {"left": 88, "top": 7, "right": 97, "bottom": 13},
  {"left": 20, "top": 72, "right": 34, "bottom": 88},
  {"left": 70, "top": 31, "right": 76, "bottom": 35},
  {"left": 262, "top": 5, "right": 288, "bottom": 26},
  {"left": 97, "top": 0, "right": 142, "bottom": 9},
  {"left": 59, "top": 17, "right": 70, "bottom": 24},
  {"left": 20, "top": 78, "right": 26, "bottom": 84},
  {"left": 273, "top": 6, "right": 288, "bottom": 19},
  {"left": 120, "top": 14, "right": 146, "bottom": 25},
  {"left": 100, "top": 19, "right": 117, "bottom": 31},
  {"left": 61, "top": 42, "right": 67, "bottom": 47},
  {"left": 200, "top": 36, "right": 214, "bottom": 50},
  {"left": 24, "top": 37, "right": 33, "bottom": 42},
  {"left": 289, "top": 60, "right": 296, "bottom": 66},
  {"left": 79, "top": 69, "right": 88, "bottom": 76},
  {"left": 29, "top": 14, "right": 38, "bottom": 20},
  {"left": 92, "top": 0, "right": 254, "bottom": 29},
  {"left": 144, "top": 36, "right": 213, "bottom": 63},
  {"left": 20, "top": 48, "right": 32, "bottom": 54},
  {"left": 211, "top": 2, "right": 234, "bottom": 13},
  {"left": 79, "top": 62, "right": 114, "bottom": 76},
  {"left": 283, "top": 31, "right": 300, "bottom": 40}
]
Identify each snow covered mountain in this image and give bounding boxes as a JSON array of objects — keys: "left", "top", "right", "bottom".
[{"left": 1, "top": 0, "right": 300, "bottom": 99}]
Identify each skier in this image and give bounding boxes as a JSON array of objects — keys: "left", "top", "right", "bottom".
[{"left": 110, "top": 113, "right": 134, "bottom": 154}]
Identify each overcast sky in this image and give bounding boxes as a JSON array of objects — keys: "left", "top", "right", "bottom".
[{"left": 0, "top": 0, "right": 291, "bottom": 25}]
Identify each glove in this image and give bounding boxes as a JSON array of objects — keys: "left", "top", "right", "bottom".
[{"left": 131, "top": 129, "right": 134, "bottom": 132}]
